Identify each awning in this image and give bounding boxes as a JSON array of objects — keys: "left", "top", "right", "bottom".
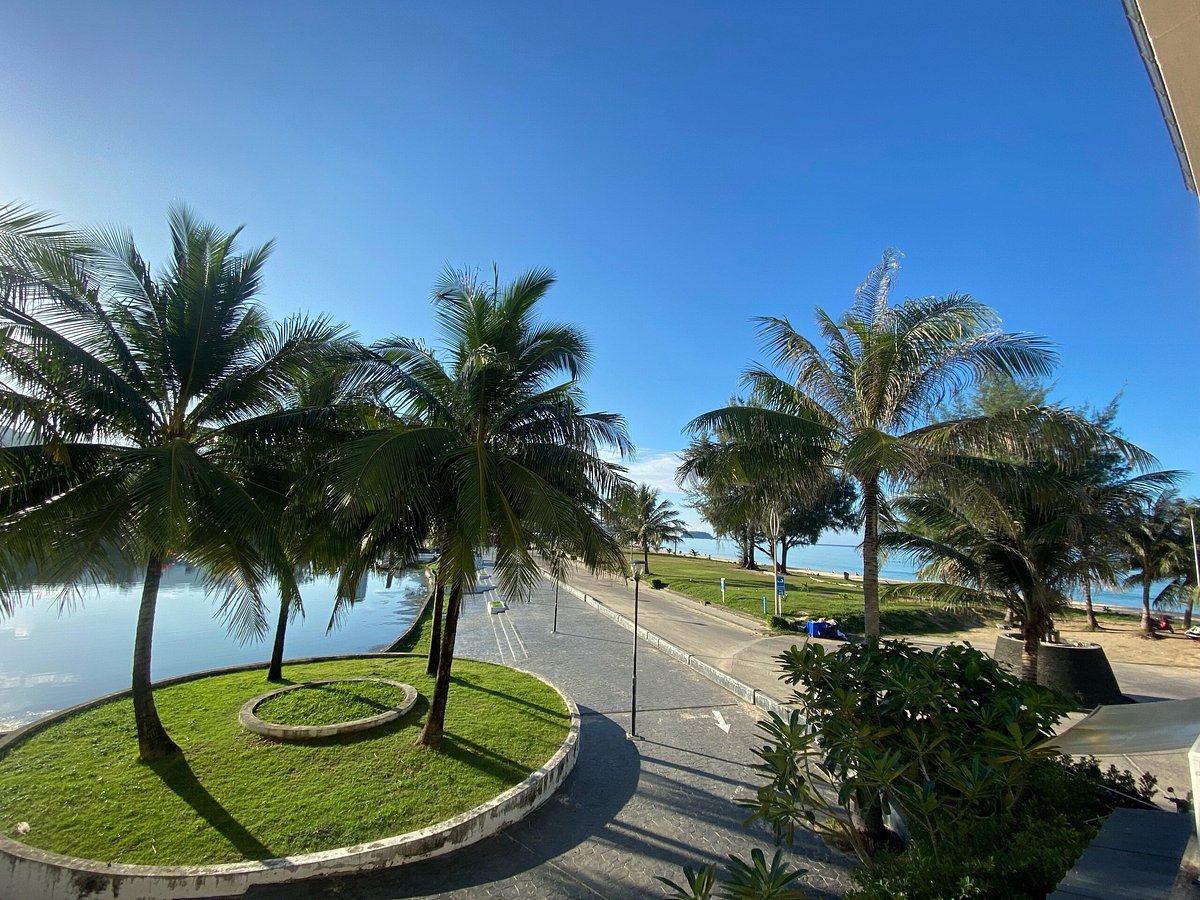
[{"left": 1052, "top": 698, "right": 1200, "bottom": 756}]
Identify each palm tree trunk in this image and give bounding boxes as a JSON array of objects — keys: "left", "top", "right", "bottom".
[
  {"left": 643, "top": 540, "right": 650, "bottom": 575},
  {"left": 132, "top": 554, "right": 181, "bottom": 760},
  {"left": 1019, "top": 618, "right": 1040, "bottom": 683},
  {"left": 267, "top": 593, "right": 289, "bottom": 681},
  {"left": 419, "top": 578, "right": 463, "bottom": 747},
  {"left": 426, "top": 578, "right": 446, "bottom": 676},
  {"left": 1141, "top": 576, "right": 1153, "bottom": 636},
  {"left": 1185, "top": 586, "right": 1195, "bottom": 632},
  {"left": 861, "top": 477, "right": 881, "bottom": 639},
  {"left": 1082, "top": 577, "right": 1100, "bottom": 631}
]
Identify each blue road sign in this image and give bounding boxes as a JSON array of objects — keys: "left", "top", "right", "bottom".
[{"left": 775, "top": 574, "right": 785, "bottom": 595}]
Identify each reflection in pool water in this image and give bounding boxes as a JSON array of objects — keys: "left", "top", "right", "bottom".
[{"left": 0, "top": 564, "right": 425, "bottom": 731}]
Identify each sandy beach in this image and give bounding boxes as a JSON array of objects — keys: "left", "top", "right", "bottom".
[{"left": 920, "top": 616, "right": 1200, "bottom": 669}]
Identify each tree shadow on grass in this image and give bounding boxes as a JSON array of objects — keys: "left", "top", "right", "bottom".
[
  {"left": 243, "top": 706, "right": 641, "bottom": 899},
  {"left": 438, "top": 732, "right": 531, "bottom": 783},
  {"left": 453, "top": 677, "right": 566, "bottom": 720},
  {"left": 147, "top": 755, "right": 275, "bottom": 861}
]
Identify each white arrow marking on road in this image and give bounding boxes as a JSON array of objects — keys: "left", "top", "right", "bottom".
[{"left": 712, "top": 710, "right": 731, "bottom": 733}]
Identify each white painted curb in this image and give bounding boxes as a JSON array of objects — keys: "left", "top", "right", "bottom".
[{"left": 0, "top": 655, "right": 580, "bottom": 900}]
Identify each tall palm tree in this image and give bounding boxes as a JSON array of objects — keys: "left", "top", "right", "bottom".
[
  {"left": 328, "top": 266, "right": 630, "bottom": 747},
  {"left": 0, "top": 206, "right": 336, "bottom": 759},
  {"left": 609, "top": 483, "right": 687, "bottom": 575},
  {"left": 686, "top": 250, "right": 1059, "bottom": 638}
]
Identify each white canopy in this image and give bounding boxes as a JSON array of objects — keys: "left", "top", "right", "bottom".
[{"left": 1052, "top": 698, "right": 1200, "bottom": 756}]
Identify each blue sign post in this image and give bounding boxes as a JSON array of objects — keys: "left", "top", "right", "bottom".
[
  {"left": 775, "top": 574, "right": 785, "bottom": 596},
  {"left": 720, "top": 577, "right": 726, "bottom": 603}
]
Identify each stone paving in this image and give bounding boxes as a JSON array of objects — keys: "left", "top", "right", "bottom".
[{"left": 244, "top": 567, "right": 858, "bottom": 899}]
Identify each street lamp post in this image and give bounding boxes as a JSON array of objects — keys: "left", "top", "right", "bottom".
[{"left": 630, "top": 559, "right": 645, "bottom": 738}]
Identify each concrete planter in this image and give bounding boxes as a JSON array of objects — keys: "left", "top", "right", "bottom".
[
  {"left": 0, "top": 654, "right": 580, "bottom": 900},
  {"left": 993, "top": 633, "right": 1127, "bottom": 708},
  {"left": 238, "top": 677, "right": 419, "bottom": 740}
]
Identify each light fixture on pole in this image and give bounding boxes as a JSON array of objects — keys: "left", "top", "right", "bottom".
[{"left": 629, "top": 558, "right": 645, "bottom": 738}]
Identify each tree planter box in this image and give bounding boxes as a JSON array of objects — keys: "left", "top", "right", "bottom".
[{"left": 993, "top": 633, "right": 1128, "bottom": 708}]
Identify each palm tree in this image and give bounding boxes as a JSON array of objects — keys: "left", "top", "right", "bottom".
[
  {"left": 882, "top": 453, "right": 1166, "bottom": 681},
  {"left": 1123, "top": 490, "right": 1189, "bottom": 636},
  {"left": 327, "top": 266, "right": 630, "bottom": 747},
  {"left": 0, "top": 206, "right": 336, "bottom": 759},
  {"left": 686, "top": 250, "right": 1059, "bottom": 638},
  {"left": 258, "top": 337, "right": 395, "bottom": 681},
  {"left": 609, "top": 483, "right": 688, "bottom": 575}
]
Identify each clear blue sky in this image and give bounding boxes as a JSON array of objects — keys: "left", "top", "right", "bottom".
[{"left": 3, "top": 1, "right": 1196, "bottom": 527}]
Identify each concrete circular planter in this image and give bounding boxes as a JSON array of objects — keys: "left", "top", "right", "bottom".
[
  {"left": 993, "top": 633, "right": 1128, "bottom": 708},
  {"left": 0, "top": 654, "right": 580, "bottom": 900},
  {"left": 238, "top": 677, "right": 418, "bottom": 740}
]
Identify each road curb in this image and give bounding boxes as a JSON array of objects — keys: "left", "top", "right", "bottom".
[{"left": 544, "top": 571, "right": 792, "bottom": 717}]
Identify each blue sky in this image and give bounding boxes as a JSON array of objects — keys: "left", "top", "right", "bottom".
[{"left": 2, "top": 1, "right": 1196, "bottom": 528}]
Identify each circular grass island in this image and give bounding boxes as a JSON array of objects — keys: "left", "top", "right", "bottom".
[
  {"left": 240, "top": 677, "right": 419, "bottom": 740},
  {"left": 0, "top": 655, "right": 577, "bottom": 899}
]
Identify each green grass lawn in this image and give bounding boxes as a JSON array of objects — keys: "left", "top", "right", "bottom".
[
  {"left": 0, "top": 656, "right": 568, "bottom": 865},
  {"left": 639, "top": 552, "right": 990, "bottom": 634},
  {"left": 254, "top": 679, "right": 411, "bottom": 726}
]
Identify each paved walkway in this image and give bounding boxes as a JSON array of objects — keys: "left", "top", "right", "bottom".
[
  {"left": 247, "top": 562, "right": 1200, "bottom": 898},
  {"left": 555, "top": 564, "right": 1200, "bottom": 812},
  {"left": 245, "top": 566, "right": 857, "bottom": 899}
]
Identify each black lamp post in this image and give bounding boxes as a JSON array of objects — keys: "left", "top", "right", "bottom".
[{"left": 630, "top": 559, "right": 645, "bottom": 738}]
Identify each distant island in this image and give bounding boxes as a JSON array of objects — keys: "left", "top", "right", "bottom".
[{"left": 684, "top": 530, "right": 714, "bottom": 540}]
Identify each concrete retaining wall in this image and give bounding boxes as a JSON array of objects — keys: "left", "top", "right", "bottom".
[
  {"left": 0, "top": 655, "right": 580, "bottom": 900},
  {"left": 546, "top": 572, "right": 793, "bottom": 718}
]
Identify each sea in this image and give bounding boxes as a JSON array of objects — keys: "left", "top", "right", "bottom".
[
  {"left": 670, "top": 536, "right": 1159, "bottom": 615},
  {"left": 0, "top": 565, "right": 427, "bottom": 732}
]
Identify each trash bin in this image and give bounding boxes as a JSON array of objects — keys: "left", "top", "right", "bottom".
[{"left": 807, "top": 620, "right": 834, "bottom": 638}]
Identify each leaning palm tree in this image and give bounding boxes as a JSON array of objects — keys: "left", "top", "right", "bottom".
[
  {"left": 0, "top": 206, "right": 335, "bottom": 759},
  {"left": 328, "top": 266, "right": 630, "bottom": 747},
  {"left": 609, "top": 483, "right": 688, "bottom": 575},
  {"left": 686, "top": 250, "right": 1062, "bottom": 638}
]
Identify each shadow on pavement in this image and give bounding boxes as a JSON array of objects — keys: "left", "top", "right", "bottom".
[{"left": 242, "top": 705, "right": 641, "bottom": 899}]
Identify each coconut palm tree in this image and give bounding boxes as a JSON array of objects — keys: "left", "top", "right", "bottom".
[
  {"left": 686, "top": 249, "right": 1060, "bottom": 638},
  {"left": 327, "top": 266, "right": 630, "bottom": 747},
  {"left": 1123, "top": 490, "right": 1190, "bottom": 636},
  {"left": 256, "top": 337, "right": 397, "bottom": 681},
  {"left": 0, "top": 206, "right": 338, "bottom": 759},
  {"left": 882, "top": 452, "right": 1167, "bottom": 681},
  {"left": 609, "top": 483, "right": 688, "bottom": 575}
]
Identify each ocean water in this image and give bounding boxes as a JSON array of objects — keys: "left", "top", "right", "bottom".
[
  {"left": 0, "top": 565, "right": 426, "bottom": 731},
  {"left": 669, "top": 536, "right": 1160, "bottom": 614}
]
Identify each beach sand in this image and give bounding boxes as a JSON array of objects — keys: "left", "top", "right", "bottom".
[{"left": 919, "top": 615, "right": 1200, "bottom": 669}]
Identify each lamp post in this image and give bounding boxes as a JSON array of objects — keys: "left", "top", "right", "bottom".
[{"left": 630, "top": 559, "right": 645, "bottom": 738}]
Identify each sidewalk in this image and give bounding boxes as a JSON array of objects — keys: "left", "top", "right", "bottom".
[{"left": 555, "top": 561, "right": 1200, "bottom": 814}]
